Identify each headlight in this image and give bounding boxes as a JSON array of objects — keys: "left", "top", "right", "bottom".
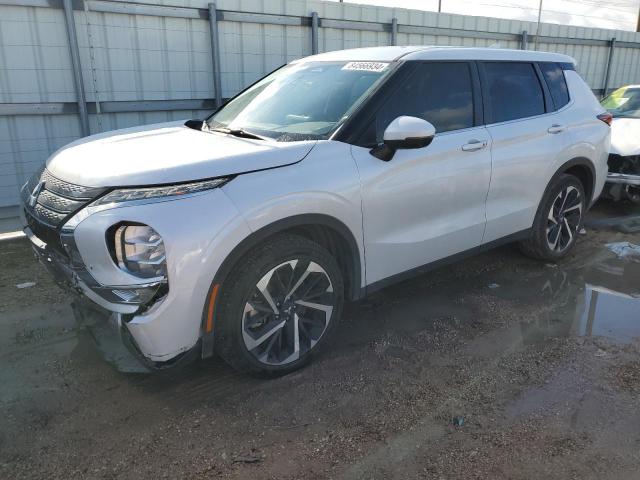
[
  {"left": 94, "top": 177, "right": 230, "bottom": 206},
  {"left": 63, "top": 178, "right": 231, "bottom": 231},
  {"left": 114, "top": 224, "right": 166, "bottom": 279}
]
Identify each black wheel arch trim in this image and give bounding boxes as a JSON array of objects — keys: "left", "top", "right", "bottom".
[
  {"left": 200, "top": 213, "right": 363, "bottom": 358},
  {"left": 549, "top": 157, "right": 597, "bottom": 206}
]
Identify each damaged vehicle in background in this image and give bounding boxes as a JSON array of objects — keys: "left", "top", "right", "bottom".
[
  {"left": 20, "top": 46, "right": 610, "bottom": 376},
  {"left": 601, "top": 85, "right": 640, "bottom": 203}
]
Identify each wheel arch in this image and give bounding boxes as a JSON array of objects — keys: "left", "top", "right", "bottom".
[
  {"left": 200, "top": 214, "right": 363, "bottom": 358},
  {"left": 551, "top": 157, "right": 596, "bottom": 206}
]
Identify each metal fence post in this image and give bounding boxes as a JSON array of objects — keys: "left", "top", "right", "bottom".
[
  {"left": 208, "top": 3, "right": 223, "bottom": 108},
  {"left": 391, "top": 17, "right": 398, "bottom": 46},
  {"left": 311, "top": 12, "right": 319, "bottom": 55},
  {"left": 62, "top": 0, "right": 89, "bottom": 137},
  {"left": 602, "top": 37, "right": 616, "bottom": 99},
  {"left": 521, "top": 30, "right": 528, "bottom": 50}
]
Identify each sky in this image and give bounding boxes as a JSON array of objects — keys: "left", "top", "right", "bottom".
[{"left": 328, "top": 0, "right": 640, "bottom": 31}]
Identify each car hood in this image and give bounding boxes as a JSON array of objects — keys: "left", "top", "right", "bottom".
[
  {"left": 610, "top": 117, "right": 640, "bottom": 156},
  {"left": 46, "top": 121, "right": 316, "bottom": 187}
]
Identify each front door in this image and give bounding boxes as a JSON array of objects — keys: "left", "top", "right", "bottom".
[{"left": 349, "top": 61, "right": 492, "bottom": 286}]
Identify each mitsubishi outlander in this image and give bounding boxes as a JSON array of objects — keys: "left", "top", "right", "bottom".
[{"left": 21, "top": 47, "right": 611, "bottom": 374}]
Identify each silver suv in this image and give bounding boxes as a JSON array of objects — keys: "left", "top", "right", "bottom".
[{"left": 21, "top": 46, "right": 610, "bottom": 375}]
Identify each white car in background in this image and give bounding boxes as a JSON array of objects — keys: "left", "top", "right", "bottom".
[
  {"left": 601, "top": 85, "right": 640, "bottom": 203},
  {"left": 21, "top": 46, "right": 610, "bottom": 375}
]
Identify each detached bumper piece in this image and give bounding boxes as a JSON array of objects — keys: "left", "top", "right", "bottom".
[
  {"left": 71, "top": 299, "right": 198, "bottom": 371},
  {"left": 71, "top": 299, "right": 151, "bottom": 373}
]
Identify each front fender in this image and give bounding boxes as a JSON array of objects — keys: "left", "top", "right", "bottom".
[{"left": 220, "top": 141, "right": 365, "bottom": 288}]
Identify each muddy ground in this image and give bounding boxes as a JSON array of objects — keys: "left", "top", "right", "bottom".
[{"left": 1, "top": 202, "right": 640, "bottom": 480}]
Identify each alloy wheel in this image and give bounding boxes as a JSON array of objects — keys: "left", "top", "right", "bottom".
[
  {"left": 242, "top": 259, "right": 335, "bottom": 366},
  {"left": 546, "top": 185, "right": 583, "bottom": 253}
]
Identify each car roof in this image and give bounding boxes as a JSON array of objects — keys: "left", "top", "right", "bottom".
[{"left": 295, "top": 46, "right": 575, "bottom": 65}]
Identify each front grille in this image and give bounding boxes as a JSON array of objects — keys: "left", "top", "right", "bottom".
[
  {"left": 23, "top": 168, "right": 107, "bottom": 229},
  {"left": 37, "top": 189, "right": 85, "bottom": 213},
  {"left": 39, "top": 169, "right": 106, "bottom": 200},
  {"left": 22, "top": 167, "right": 107, "bottom": 254},
  {"left": 32, "top": 203, "right": 67, "bottom": 225}
]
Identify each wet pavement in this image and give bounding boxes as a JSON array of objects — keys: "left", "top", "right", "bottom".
[{"left": 1, "top": 203, "right": 640, "bottom": 479}]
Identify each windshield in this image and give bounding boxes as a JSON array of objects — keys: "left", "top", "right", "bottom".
[
  {"left": 601, "top": 86, "right": 640, "bottom": 119},
  {"left": 207, "top": 61, "right": 392, "bottom": 141}
]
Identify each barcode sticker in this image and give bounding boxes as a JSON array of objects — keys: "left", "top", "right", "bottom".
[{"left": 342, "top": 61, "right": 389, "bottom": 72}]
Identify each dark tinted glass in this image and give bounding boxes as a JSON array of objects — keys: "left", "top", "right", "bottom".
[
  {"left": 371, "top": 62, "right": 474, "bottom": 143},
  {"left": 539, "top": 62, "right": 570, "bottom": 109},
  {"left": 483, "top": 62, "right": 545, "bottom": 123}
]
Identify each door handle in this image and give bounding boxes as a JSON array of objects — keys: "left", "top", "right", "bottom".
[
  {"left": 461, "top": 140, "right": 488, "bottom": 152},
  {"left": 547, "top": 124, "right": 566, "bottom": 134}
]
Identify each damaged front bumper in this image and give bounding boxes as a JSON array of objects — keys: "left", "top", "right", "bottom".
[
  {"left": 24, "top": 226, "right": 164, "bottom": 315},
  {"left": 71, "top": 298, "right": 198, "bottom": 371},
  {"left": 24, "top": 226, "right": 196, "bottom": 370},
  {"left": 70, "top": 298, "right": 150, "bottom": 372},
  {"left": 24, "top": 225, "right": 149, "bottom": 370}
]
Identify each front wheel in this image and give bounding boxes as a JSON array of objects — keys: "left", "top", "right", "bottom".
[
  {"left": 519, "top": 174, "right": 586, "bottom": 261},
  {"left": 214, "top": 234, "right": 344, "bottom": 376}
]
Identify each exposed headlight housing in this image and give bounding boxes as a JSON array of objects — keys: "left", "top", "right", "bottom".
[
  {"left": 93, "top": 177, "right": 230, "bottom": 206},
  {"left": 114, "top": 224, "right": 166, "bottom": 280}
]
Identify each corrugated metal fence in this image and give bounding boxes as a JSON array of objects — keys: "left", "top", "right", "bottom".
[{"left": 2, "top": 0, "right": 640, "bottom": 231}]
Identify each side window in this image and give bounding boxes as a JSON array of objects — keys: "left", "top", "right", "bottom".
[
  {"left": 482, "top": 62, "right": 545, "bottom": 123},
  {"left": 539, "top": 62, "right": 570, "bottom": 110},
  {"left": 371, "top": 62, "right": 474, "bottom": 143}
]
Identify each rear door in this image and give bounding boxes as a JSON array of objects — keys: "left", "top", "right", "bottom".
[
  {"left": 479, "top": 61, "right": 572, "bottom": 243},
  {"left": 349, "top": 61, "right": 492, "bottom": 286}
]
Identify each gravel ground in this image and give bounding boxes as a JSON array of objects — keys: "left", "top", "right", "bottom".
[{"left": 1, "top": 202, "right": 640, "bottom": 480}]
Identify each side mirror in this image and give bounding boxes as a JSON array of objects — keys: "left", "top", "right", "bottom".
[{"left": 370, "top": 116, "right": 436, "bottom": 161}]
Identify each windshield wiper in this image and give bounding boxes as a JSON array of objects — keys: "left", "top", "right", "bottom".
[{"left": 208, "top": 126, "right": 266, "bottom": 140}]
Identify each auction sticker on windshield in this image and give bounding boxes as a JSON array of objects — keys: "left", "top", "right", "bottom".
[{"left": 341, "top": 61, "right": 389, "bottom": 72}]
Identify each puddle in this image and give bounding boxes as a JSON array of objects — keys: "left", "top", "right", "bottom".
[
  {"left": 492, "top": 249, "right": 640, "bottom": 346},
  {"left": 577, "top": 287, "right": 640, "bottom": 343}
]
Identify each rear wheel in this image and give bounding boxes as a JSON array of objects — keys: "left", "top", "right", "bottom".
[
  {"left": 215, "top": 234, "right": 344, "bottom": 375},
  {"left": 519, "top": 174, "right": 585, "bottom": 261}
]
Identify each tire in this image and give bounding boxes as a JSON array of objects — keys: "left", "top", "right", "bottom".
[
  {"left": 214, "top": 233, "right": 344, "bottom": 376},
  {"left": 519, "top": 174, "right": 586, "bottom": 262}
]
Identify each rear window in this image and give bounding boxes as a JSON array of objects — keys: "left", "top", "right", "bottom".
[
  {"left": 483, "top": 62, "right": 545, "bottom": 123},
  {"left": 539, "top": 62, "right": 570, "bottom": 110}
]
